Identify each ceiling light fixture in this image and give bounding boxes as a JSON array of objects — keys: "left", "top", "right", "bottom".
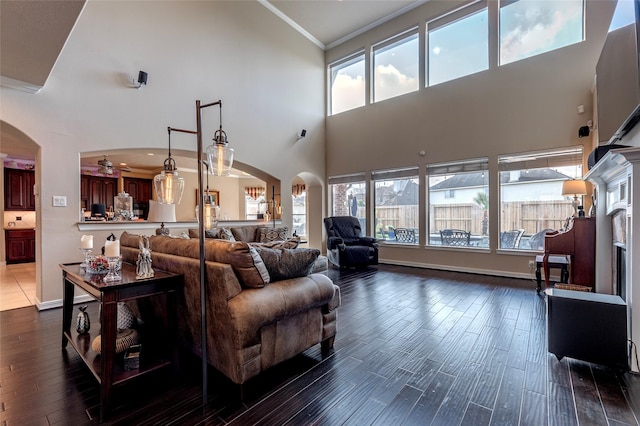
[{"left": 97, "top": 155, "right": 114, "bottom": 175}]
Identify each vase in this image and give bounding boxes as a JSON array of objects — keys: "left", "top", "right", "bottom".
[{"left": 76, "top": 305, "right": 90, "bottom": 334}]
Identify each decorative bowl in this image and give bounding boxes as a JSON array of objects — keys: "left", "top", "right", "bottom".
[{"left": 85, "top": 255, "right": 122, "bottom": 274}]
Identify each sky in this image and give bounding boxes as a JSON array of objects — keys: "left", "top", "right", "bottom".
[{"left": 331, "top": 0, "right": 590, "bottom": 115}]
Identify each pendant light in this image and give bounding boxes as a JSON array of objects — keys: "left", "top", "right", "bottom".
[
  {"left": 205, "top": 104, "right": 234, "bottom": 176},
  {"left": 154, "top": 127, "right": 185, "bottom": 204}
]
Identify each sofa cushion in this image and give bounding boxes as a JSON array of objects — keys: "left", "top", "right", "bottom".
[
  {"left": 257, "top": 227, "right": 288, "bottom": 243},
  {"left": 188, "top": 228, "right": 220, "bottom": 239},
  {"left": 120, "top": 232, "right": 268, "bottom": 288},
  {"left": 252, "top": 246, "right": 319, "bottom": 281},
  {"left": 230, "top": 226, "right": 261, "bottom": 242}
]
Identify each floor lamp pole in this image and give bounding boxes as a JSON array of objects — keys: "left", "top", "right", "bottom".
[{"left": 195, "top": 100, "right": 208, "bottom": 408}]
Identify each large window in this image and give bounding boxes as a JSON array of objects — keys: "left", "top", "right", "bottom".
[
  {"left": 329, "top": 174, "right": 367, "bottom": 232},
  {"left": 427, "top": 4, "right": 488, "bottom": 86},
  {"left": 498, "top": 147, "right": 583, "bottom": 251},
  {"left": 373, "top": 168, "right": 419, "bottom": 244},
  {"left": 329, "top": 52, "right": 366, "bottom": 115},
  {"left": 373, "top": 30, "right": 419, "bottom": 103},
  {"left": 427, "top": 159, "right": 489, "bottom": 248},
  {"left": 499, "top": 0, "right": 584, "bottom": 66},
  {"left": 292, "top": 187, "right": 306, "bottom": 237}
]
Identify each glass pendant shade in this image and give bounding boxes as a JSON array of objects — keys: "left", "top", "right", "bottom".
[
  {"left": 154, "top": 170, "right": 185, "bottom": 204},
  {"left": 206, "top": 143, "right": 234, "bottom": 177},
  {"left": 196, "top": 197, "right": 220, "bottom": 230}
]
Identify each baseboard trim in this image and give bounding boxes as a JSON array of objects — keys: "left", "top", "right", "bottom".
[
  {"left": 37, "top": 294, "right": 94, "bottom": 311},
  {"left": 378, "top": 259, "right": 539, "bottom": 281}
]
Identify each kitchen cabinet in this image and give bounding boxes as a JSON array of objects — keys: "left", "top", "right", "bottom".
[
  {"left": 123, "top": 177, "right": 152, "bottom": 219},
  {"left": 80, "top": 175, "right": 118, "bottom": 211},
  {"left": 4, "top": 169, "right": 35, "bottom": 211},
  {"left": 5, "top": 229, "right": 36, "bottom": 263}
]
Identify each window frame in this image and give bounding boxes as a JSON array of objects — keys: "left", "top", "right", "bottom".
[
  {"left": 426, "top": 0, "right": 488, "bottom": 87},
  {"left": 497, "top": 147, "right": 584, "bottom": 252},
  {"left": 372, "top": 167, "right": 420, "bottom": 245},
  {"left": 328, "top": 50, "right": 367, "bottom": 116},
  {"left": 371, "top": 27, "right": 420, "bottom": 103},
  {"left": 426, "top": 158, "right": 489, "bottom": 249}
]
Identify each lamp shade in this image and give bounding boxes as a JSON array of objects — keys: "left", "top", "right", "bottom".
[
  {"left": 206, "top": 144, "right": 234, "bottom": 176},
  {"left": 561, "top": 179, "right": 587, "bottom": 196},
  {"left": 154, "top": 170, "right": 185, "bottom": 204},
  {"left": 147, "top": 199, "right": 176, "bottom": 223}
]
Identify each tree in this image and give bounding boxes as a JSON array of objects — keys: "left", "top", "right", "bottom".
[{"left": 474, "top": 192, "right": 489, "bottom": 235}]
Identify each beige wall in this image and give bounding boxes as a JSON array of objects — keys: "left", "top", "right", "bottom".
[
  {"left": 324, "top": 0, "right": 617, "bottom": 277},
  {"left": 0, "top": 1, "right": 325, "bottom": 305}
]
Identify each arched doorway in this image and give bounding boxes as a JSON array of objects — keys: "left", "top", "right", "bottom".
[{"left": 1, "top": 120, "right": 40, "bottom": 310}]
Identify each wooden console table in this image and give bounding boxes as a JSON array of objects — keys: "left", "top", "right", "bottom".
[{"left": 60, "top": 262, "right": 183, "bottom": 421}]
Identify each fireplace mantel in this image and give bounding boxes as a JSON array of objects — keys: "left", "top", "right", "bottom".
[{"left": 585, "top": 146, "right": 640, "bottom": 371}]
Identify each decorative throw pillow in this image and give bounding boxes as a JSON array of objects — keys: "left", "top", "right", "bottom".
[
  {"left": 257, "top": 227, "right": 288, "bottom": 243},
  {"left": 252, "top": 246, "right": 320, "bottom": 281},
  {"left": 219, "top": 228, "right": 236, "bottom": 241}
]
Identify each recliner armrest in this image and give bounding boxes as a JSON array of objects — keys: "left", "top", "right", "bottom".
[
  {"left": 357, "top": 236, "right": 378, "bottom": 246},
  {"left": 327, "top": 236, "right": 344, "bottom": 250}
]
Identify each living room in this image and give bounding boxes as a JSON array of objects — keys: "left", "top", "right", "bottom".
[{"left": 2, "top": 0, "right": 640, "bottom": 423}]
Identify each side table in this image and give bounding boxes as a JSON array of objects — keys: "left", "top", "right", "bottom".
[{"left": 60, "top": 262, "right": 183, "bottom": 421}]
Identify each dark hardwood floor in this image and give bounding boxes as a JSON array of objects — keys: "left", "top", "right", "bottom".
[{"left": 2, "top": 264, "right": 640, "bottom": 425}]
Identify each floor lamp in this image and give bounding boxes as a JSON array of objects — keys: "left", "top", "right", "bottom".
[{"left": 154, "top": 100, "right": 233, "bottom": 407}]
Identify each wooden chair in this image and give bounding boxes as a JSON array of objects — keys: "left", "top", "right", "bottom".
[{"left": 440, "top": 229, "right": 470, "bottom": 246}]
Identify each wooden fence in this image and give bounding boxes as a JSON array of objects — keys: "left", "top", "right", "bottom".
[{"left": 372, "top": 200, "right": 574, "bottom": 236}]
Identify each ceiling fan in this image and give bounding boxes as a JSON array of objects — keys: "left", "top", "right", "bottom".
[{"left": 96, "top": 155, "right": 132, "bottom": 174}]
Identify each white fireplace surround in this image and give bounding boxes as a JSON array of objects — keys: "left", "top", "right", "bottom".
[{"left": 585, "top": 146, "right": 640, "bottom": 371}]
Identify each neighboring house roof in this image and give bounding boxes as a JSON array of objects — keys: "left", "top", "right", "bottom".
[
  {"left": 430, "top": 169, "right": 572, "bottom": 190},
  {"left": 376, "top": 180, "right": 419, "bottom": 205}
]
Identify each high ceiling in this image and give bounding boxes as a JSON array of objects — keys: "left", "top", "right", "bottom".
[{"left": 1, "top": 0, "right": 428, "bottom": 167}]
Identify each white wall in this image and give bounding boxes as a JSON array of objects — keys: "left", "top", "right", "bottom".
[{"left": 0, "top": 1, "right": 325, "bottom": 305}]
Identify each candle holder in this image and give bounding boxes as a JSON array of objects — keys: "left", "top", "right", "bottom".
[
  {"left": 80, "top": 248, "right": 92, "bottom": 268},
  {"left": 103, "top": 256, "right": 122, "bottom": 282}
]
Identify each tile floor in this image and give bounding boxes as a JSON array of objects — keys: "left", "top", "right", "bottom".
[{"left": 0, "top": 262, "right": 36, "bottom": 311}]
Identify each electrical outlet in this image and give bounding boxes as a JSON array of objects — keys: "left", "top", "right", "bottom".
[{"left": 528, "top": 260, "right": 535, "bottom": 270}]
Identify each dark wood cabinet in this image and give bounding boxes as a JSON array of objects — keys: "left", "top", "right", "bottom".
[
  {"left": 123, "top": 177, "right": 152, "bottom": 219},
  {"left": 80, "top": 175, "right": 118, "bottom": 211},
  {"left": 4, "top": 169, "right": 35, "bottom": 211},
  {"left": 543, "top": 217, "right": 596, "bottom": 288},
  {"left": 5, "top": 229, "right": 35, "bottom": 263}
]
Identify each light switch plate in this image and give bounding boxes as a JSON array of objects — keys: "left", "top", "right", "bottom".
[{"left": 53, "top": 196, "right": 67, "bottom": 207}]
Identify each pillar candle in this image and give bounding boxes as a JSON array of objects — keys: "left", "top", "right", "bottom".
[
  {"left": 104, "top": 240, "right": 120, "bottom": 257},
  {"left": 80, "top": 235, "right": 93, "bottom": 249}
]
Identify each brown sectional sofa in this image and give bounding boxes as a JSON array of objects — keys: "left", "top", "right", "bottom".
[
  {"left": 188, "top": 224, "right": 328, "bottom": 273},
  {"left": 119, "top": 231, "right": 340, "bottom": 386}
]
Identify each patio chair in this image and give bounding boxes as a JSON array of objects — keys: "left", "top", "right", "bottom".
[
  {"left": 395, "top": 228, "right": 416, "bottom": 243},
  {"left": 528, "top": 228, "right": 554, "bottom": 251},
  {"left": 500, "top": 229, "right": 525, "bottom": 249},
  {"left": 440, "top": 229, "right": 471, "bottom": 246}
]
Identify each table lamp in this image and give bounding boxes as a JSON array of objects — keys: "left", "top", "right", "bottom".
[{"left": 147, "top": 199, "right": 176, "bottom": 236}]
